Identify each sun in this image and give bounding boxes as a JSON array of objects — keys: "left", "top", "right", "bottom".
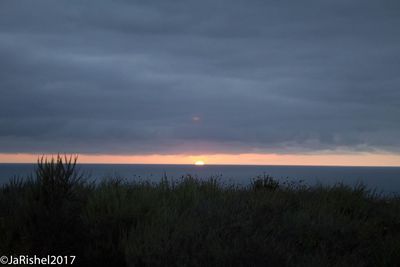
[{"left": 194, "top": 160, "right": 205, "bottom": 166}]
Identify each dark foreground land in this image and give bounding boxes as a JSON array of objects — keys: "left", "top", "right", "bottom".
[{"left": 1, "top": 157, "right": 400, "bottom": 266}]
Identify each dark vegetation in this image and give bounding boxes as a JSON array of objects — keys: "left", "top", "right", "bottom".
[{"left": 1, "top": 156, "right": 400, "bottom": 266}]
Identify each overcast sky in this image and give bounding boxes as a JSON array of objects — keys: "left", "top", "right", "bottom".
[{"left": 1, "top": 0, "right": 400, "bottom": 156}]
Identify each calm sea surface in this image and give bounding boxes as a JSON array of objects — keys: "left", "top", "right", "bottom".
[{"left": 1, "top": 164, "right": 400, "bottom": 194}]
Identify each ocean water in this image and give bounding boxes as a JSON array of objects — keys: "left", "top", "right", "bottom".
[{"left": 1, "top": 164, "right": 400, "bottom": 194}]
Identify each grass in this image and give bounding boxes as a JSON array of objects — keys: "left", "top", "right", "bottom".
[{"left": 1, "top": 156, "right": 400, "bottom": 266}]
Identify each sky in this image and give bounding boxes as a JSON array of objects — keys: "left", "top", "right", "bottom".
[{"left": 1, "top": 0, "right": 400, "bottom": 165}]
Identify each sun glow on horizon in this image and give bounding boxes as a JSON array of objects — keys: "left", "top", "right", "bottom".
[
  {"left": 194, "top": 160, "right": 205, "bottom": 166},
  {"left": 1, "top": 152, "right": 400, "bottom": 167}
]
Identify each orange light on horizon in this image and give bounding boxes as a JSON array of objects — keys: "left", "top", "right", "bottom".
[
  {"left": 194, "top": 160, "right": 205, "bottom": 166},
  {"left": 0, "top": 152, "right": 400, "bottom": 167}
]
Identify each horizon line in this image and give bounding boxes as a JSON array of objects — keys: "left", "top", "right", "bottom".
[
  {"left": 1, "top": 162, "right": 400, "bottom": 168},
  {"left": 0, "top": 152, "right": 400, "bottom": 167}
]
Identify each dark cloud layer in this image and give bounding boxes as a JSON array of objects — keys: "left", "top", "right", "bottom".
[{"left": 1, "top": 0, "right": 400, "bottom": 155}]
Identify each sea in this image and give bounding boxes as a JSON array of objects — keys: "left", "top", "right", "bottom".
[{"left": 1, "top": 164, "right": 400, "bottom": 195}]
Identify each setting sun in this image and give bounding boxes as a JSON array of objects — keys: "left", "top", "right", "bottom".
[{"left": 194, "top": 160, "right": 205, "bottom": 166}]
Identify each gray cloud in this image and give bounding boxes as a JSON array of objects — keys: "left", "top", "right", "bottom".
[{"left": 1, "top": 0, "right": 400, "bottom": 155}]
